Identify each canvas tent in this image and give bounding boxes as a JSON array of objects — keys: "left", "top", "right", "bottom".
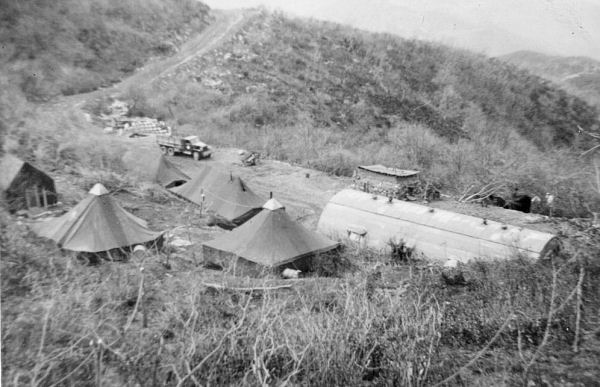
[
  {"left": 122, "top": 148, "right": 189, "bottom": 188},
  {"left": 31, "top": 183, "right": 162, "bottom": 253},
  {"left": 317, "top": 189, "right": 558, "bottom": 263},
  {"left": 170, "top": 165, "right": 263, "bottom": 226},
  {"left": 153, "top": 155, "right": 189, "bottom": 188},
  {"left": 0, "top": 154, "right": 57, "bottom": 212},
  {"left": 203, "top": 198, "right": 339, "bottom": 275}
]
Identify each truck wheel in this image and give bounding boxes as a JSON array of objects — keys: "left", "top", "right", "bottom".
[
  {"left": 193, "top": 151, "right": 200, "bottom": 161},
  {"left": 167, "top": 147, "right": 175, "bottom": 156},
  {"left": 160, "top": 146, "right": 167, "bottom": 154}
]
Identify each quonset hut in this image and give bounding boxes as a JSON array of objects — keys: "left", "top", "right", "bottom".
[{"left": 317, "top": 189, "right": 558, "bottom": 262}]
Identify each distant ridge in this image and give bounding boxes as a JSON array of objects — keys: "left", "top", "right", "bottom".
[{"left": 499, "top": 50, "right": 600, "bottom": 109}]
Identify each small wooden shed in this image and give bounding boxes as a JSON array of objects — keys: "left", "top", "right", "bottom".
[
  {"left": 355, "top": 165, "right": 420, "bottom": 185},
  {"left": 0, "top": 154, "right": 57, "bottom": 212}
]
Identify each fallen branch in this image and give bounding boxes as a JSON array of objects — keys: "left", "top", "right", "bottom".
[
  {"left": 458, "top": 181, "right": 504, "bottom": 203},
  {"left": 572, "top": 265, "right": 585, "bottom": 353},
  {"left": 202, "top": 283, "right": 293, "bottom": 292}
]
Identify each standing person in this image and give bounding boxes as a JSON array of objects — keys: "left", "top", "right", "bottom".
[
  {"left": 511, "top": 187, "right": 520, "bottom": 200},
  {"left": 545, "top": 192, "right": 555, "bottom": 217}
]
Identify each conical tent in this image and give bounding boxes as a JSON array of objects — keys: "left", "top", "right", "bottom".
[
  {"left": 154, "top": 155, "right": 189, "bottom": 188},
  {"left": 31, "top": 184, "right": 162, "bottom": 252},
  {"left": 202, "top": 198, "right": 339, "bottom": 271},
  {"left": 122, "top": 148, "right": 189, "bottom": 188},
  {"left": 170, "top": 165, "right": 263, "bottom": 225}
]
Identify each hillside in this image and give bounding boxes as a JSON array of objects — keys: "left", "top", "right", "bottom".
[
  {"left": 120, "top": 11, "right": 600, "bottom": 215},
  {"left": 0, "top": 0, "right": 211, "bottom": 101},
  {"left": 2, "top": 5, "right": 600, "bottom": 387},
  {"left": 144, "top": 13, "right": 599, "bottom": 147},
  {"left": 500, "top": 50, "right": 600, "bottom": 109}
]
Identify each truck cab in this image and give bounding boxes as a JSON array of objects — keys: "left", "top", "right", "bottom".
[
  {"left": 157, "top": 134, "right": 212, "bottom": 160},
  {"left": 182, "top": 136, "right": 212, "bottom": 160}
]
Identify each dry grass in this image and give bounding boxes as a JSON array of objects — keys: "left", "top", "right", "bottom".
[{"left": 2, "top": 202, "right": 599, "bottom": 386}]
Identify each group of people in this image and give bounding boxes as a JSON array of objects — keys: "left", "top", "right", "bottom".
[{"left": 507, "top": 188, "right": 555, "bottom": 215}]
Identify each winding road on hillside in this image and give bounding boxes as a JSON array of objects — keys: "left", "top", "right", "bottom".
[
  {"left": 49, "top": 6, "right": 558, "bottom": 233},
  {"left": 61, "top": 9, "right": 252, "bottom": 107}
]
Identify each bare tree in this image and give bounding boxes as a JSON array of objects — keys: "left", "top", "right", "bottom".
[{"left": 577, "top": 125, "right": 600, "bottom": 226}]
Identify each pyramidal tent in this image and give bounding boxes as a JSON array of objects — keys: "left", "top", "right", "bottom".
[
  {"left": 154, "top": 155, "right": 189, "bottom": 188},
  {"left": 122, "top": 148, "right": 189, "bottom": 188},
  {"left": 0, "top": 154, "right": 57, "bottom": 212},
  {"left": 202, "top": 199, "right": 339, "bottom": 274},
  {"left": 31, "top": 184, "right": 162, "bottom": 252},
  {"left": 170, "top": 165, "right": 263, "bottom": 225}
]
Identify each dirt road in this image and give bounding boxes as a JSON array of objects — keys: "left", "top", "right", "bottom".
[
  {"left": 48, "top": 5, "right": 560, "bottom": 236},
  {"left": 59, "top": 9, "right": 251, "bottom": 108}
]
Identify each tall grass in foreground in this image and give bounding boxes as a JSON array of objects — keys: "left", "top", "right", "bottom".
[{"left": 2, "top": 207, "right": 598, "bottom": 386}]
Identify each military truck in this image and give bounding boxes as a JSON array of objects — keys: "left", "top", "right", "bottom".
[{"left": 156, "top": 135, "right": 212, "bottom": 160}]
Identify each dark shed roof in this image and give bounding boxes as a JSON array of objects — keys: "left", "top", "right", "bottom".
[{"left": 357, "top": 165, "right": 419, "bottom": 178}]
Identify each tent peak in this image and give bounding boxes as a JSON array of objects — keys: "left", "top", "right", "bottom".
[
  {"left": 263, "top": 198, "right": 284, "bottom": 211},
  {"left": 89, "top": 183, "right": 109, "bottom": 196}
]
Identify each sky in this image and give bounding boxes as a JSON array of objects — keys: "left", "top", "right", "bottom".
[{"left": 204, "top": 0, "right": 600, "bottom": 61}]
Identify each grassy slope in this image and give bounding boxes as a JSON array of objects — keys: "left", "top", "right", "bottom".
[
  {"left": 0, "top": 0, "right": 210, "bottom": 101},
  {"left": 146, "top": 12, "right": 599, "bottom": 147},
  {"left": 126, "top": 11, "right": 600, "bottom": 216},
  {"left": 2, "top": 202, "right": 600, "bottom": 385},
  {"left": 2, "top": 6, "right": 600, "bottom": 386}
]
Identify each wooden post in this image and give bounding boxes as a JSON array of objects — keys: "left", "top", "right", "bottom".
[
  {"left": 25, "top": 189, "right": 31, "bottom": 210},
  {"left": 96, "top": 340, "right": 103, "bottom": 387},
  {"left": 200, "top": 189, "right": 204, "bottom": 214},
  {"left": 42, "top": 188, "right": 48, "bottom": 208},
  {"left": 34, "top": 186, "right": 41, "bottom": 207}
]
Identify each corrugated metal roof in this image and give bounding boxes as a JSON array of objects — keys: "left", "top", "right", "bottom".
[
  {"left": 317, "top": 189, "right": 558, "bottom": 262},
  {"left": 357, "top": 165, "right": 419, "bottom": 178}
]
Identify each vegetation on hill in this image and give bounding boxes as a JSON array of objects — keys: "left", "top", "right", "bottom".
[
  {"left": 2, "top": 204, "right": 600, "bottom": 385},
  {"left": 123, "top": 11, "right": 600, "bottom": 216},
  {"left": 1, "top": 6, "right": 600, "bottom": 385},
  {"left": 0, "top": 0, "right": 211, "bottom": 101},
  {"left": 500, "top": 50, "right": 600, "bottom": 109}
]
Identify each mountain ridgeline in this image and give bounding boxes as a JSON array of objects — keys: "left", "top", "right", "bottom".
[
  {"left": 499, "top": 50, "right": 600, "bottom": 110},
  {"left": 150, "top": 12, "right": 599, "bottom": 152},
  {"left": 3, "top": 5, "right": 599, "bottom": 215}
]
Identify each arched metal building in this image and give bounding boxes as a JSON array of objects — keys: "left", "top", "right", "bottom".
[{"left": 317, "top": 189, "right": 558, "bottom": 262}]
